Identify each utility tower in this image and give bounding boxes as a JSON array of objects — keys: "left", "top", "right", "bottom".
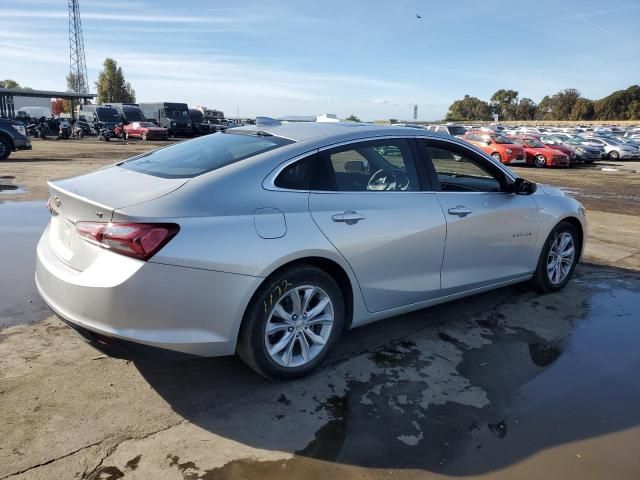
[{"left": 68, "top": 0, "right": 89, "bottom": 93}]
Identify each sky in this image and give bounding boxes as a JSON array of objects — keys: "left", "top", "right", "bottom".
[{"left": 1, "top": 0, "right": 640, "bottom": 121}]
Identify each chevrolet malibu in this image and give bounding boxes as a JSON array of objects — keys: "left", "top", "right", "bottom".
[{"left": 36, "top": 123, "right": 586, "bottom": 379}]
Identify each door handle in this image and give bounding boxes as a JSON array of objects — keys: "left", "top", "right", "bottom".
[
  {"left": 332, "top": 211, "right": 366, "bottom": 224},
  {"left": 447, "top": 205, "right": 472, "bottom": 217}
]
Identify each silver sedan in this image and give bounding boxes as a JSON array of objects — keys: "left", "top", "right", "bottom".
[{"left": 36, "top": 122, "right": 587, "bottom": 379}]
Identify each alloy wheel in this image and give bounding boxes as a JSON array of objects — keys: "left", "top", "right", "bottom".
[
  {"left": 264, "top": 285, "right": 334, "bottom": 368},
  {"left": 546, "top": 232, "right": 575, "bottom": 285},
  {"left": 535, "top": 155, "right": 546, "bottom": 167}
]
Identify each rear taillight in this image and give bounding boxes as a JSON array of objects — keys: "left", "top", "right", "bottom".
[{"left": 76, "top": 222, "right": 179, "bottom": 260}]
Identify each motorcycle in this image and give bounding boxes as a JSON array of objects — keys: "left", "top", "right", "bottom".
[
  {"left": 56, "top": 120, "right": 71, "bottom": 140},
  {"left": 27, "top": 117, "right": 48, "bottom": 139},
  {"left": 71, "top": 122, "right": 86, "bottom": 139},
  {"left": 94, "top": 122, "right": 114, "bottom": 141}
]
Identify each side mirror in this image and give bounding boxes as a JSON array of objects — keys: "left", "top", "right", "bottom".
[
  {"left": 345, "top": 160, "right": 365, "bottom": 173},
  {"left": 514, "top": 177, "right": 537, "bottom": 195},
  {"left": 484, "top": 140, "right": 492, "bottom": 145}
]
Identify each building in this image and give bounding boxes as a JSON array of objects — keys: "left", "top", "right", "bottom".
[{"left": 0, "top": 88, "right": 96, "bottom": 119}]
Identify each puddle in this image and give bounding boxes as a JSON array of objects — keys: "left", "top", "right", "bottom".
[
  {"left": 0, "top": 176, "right": 26, "bottom": 195},
  {"left": 195, "top": 279, "right": 640, "bottom": 477},
  {"left": 0, "top": 201, "right": 51, "bottom": 328}
]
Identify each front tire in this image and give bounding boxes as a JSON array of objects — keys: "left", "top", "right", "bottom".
[
  {"left": 531, "top": 221, "right": 579, "bottom": 293},
  {"left": 0, "top": 137, "right": 11, "bottom": 160},
  {"left": 491, "top": 152, "right": 502, "bottom": 162},
  {"left": 534, "top": 154, "right": 547, "bottom": 168},
  {"left": 237, "top": 265, "right": 345, "bottom": 380},
  {"left": 608, "top": 150, "right": 620, "bottom": 160}
]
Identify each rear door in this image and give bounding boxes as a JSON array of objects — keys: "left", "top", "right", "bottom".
[
  {"left": 308, "top": 138, "right": 446, "bottom": 313},
  {"left": 418, "top": 138, "right": 539, "bottom": 294}
]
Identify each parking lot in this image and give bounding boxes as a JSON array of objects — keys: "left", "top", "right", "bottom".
[{"left": 1, "top": 139, "right": 640, "bottom": 479}]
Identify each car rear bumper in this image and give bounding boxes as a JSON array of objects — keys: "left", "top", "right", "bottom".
[{"left": 36, "top": 225, "right": 261, "bottom": 357}]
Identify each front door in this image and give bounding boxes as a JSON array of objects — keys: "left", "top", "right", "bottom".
[
  {"left": 308, "top": 138, "right": 446, "bottom": 313},
  {"left": 419, "top": 139, "right": 539, "bottom": 294}
]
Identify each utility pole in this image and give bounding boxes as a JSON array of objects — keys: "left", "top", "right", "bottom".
[{"left": 68, "top": 0, "right": 89, "bottom": 94}]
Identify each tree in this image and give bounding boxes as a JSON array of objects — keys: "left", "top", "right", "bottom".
[
  {"left": 0, "top": 79, "right": 30, "bottom": 90},
  {"left": 445, "top": 95, "right": 492, "bottom": 121},
  {"left": 95, "top": 58, "right": 136, "bottom": 104},
  {"left": 490, "top": 89, "right": 519, "bottom": 120},
  {"left": 594, "top": 85, "right": 640, "bottom": 120},
  {"left": 569, "top": 98, "right": 595, "bottom": 120},
  {"left": 515, "top": 98, "right": 538, "bottom": 120},
  {"left": 51, "top": 98, "right": 70, "bottom": 115},
  {"left": 345, "top": 114, "right": 360, "bottom": 122}
]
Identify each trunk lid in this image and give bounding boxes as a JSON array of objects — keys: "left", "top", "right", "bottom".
[{"left": 47, "top": 166, "right": 188, "bottom": 270}]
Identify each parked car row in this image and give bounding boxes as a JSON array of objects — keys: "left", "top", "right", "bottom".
[
  {"left": 75, "top": 102, "right": 237, "bottom": 141},
  {"left": 404, "top": 123, "right": 640, "bottom": 165}
]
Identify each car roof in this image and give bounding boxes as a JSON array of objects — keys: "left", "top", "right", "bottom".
[{"left": 231, "top": 122, "right": 445, "bottom": 143}]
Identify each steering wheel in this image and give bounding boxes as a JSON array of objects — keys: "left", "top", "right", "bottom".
[{"left": 367, "top": 169, "right": 410, "bottom": 191}]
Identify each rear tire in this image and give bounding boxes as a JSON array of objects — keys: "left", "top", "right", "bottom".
[
  {"left": 534, "top": 155, "right": 547, "bottom": 168},
  {"left": 0, "top": 137, "right": 11, "bottom": 160},
  {"left": 531, "top": 221, "right": 579, "bottom": 293},
  {"left": 237, "top": 265, "right": 345, "bottom": 380}
]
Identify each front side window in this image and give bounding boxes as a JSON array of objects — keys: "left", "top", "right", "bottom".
[
  {"left": 423, "top": 142, "right": 505, "bottom": 193},
  {"left": 325, "top": 139, "right": 420, "bottom": 192}
]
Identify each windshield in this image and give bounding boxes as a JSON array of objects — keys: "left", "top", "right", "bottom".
[
  {"left": 189, "top": 111, "right": 204, "bottom": 122},
  {"left": 165, "top": 108, "right": 189, "bottom": 119},
  {"left": 120, "top": 132, "right": 294, "bottom": 178},
  {"left": 96, "top": 107, "right": 121, "bottom": 123},
  {"left": 448, "top": 126, "right": 467, "bottom": 136},
  {"left": 603, "top": 138, "right": 621, "bottom": 145},
  {"left": 122, "top": 107, "right": 145, "bottom": 122},
  {"left": 525, "top": 139, "right": 545, "bottom": 148},
  {"left": 491, "top": 135, "right": 513, "bottom": 144},
  {"left": 138, "top": 122, "right": 157, "bottom": 128}
]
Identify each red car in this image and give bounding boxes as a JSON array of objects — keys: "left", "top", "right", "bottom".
[
  {"left": 508, "top": 135, "right": 570, "bottom": 168},
  {"left": 539, "top": 135, "right": 578, "bottom": 164},
  {"left": 124, "top": 122, "right": 169, "bottom": 141},
  {"left": 462, "top": 130, "right": 526, "bottom": 165}
]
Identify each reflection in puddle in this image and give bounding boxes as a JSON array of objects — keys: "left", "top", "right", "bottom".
[
  {"left": 0, "top": 201, "right": 50, "bottom": 327},
  {"left": 201, "top": 281, "right": 640, "bottom": 477}
]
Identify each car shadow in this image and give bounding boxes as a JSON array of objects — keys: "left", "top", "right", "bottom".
[{"left": 133, "top": 266, "right": 640, "bottom": 475}]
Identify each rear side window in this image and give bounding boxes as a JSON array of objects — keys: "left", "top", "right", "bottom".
[
  {"left": 275, "top": 154, "right": 317, "bottom": 190},
  {"left": 121, "top": 132, "right": 293, "bottom": 178}
]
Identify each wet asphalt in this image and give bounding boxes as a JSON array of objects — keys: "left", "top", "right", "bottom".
[
  {"left": 1, "top": 197, "right": 640, "bottom": 479},
  {"left": 0, "top": 200, "right": 49, "bottom": 328}
]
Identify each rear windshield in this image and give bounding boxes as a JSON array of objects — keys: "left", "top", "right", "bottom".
[{"left": 119, "top": 131, "right": 294, "bottom": 178}]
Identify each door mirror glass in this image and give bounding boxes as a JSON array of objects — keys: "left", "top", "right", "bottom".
[
  {"left": 514, "top": 177, "right": 537, "bottom": 195},
  {"left": 484, "top": 139, "right": 492, "bottom": 145}
]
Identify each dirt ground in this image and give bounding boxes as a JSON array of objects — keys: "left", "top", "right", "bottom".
[{"left": 1, "top": 140, "right": 640, "bottom": 479}]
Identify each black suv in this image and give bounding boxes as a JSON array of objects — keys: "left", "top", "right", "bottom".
[{"left": 0, "top": 117, "right": 32, "bottom": 160}]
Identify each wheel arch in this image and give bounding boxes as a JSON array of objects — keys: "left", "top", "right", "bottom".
[
  {"left": 0, "top": 131, "right": 15, "bottom": 150},
  {"left": 249, "top": 255, "right": 356, "bottom": 331},
  {"left": 559, "top": 216, "right": 585, "bottom": 262}
]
